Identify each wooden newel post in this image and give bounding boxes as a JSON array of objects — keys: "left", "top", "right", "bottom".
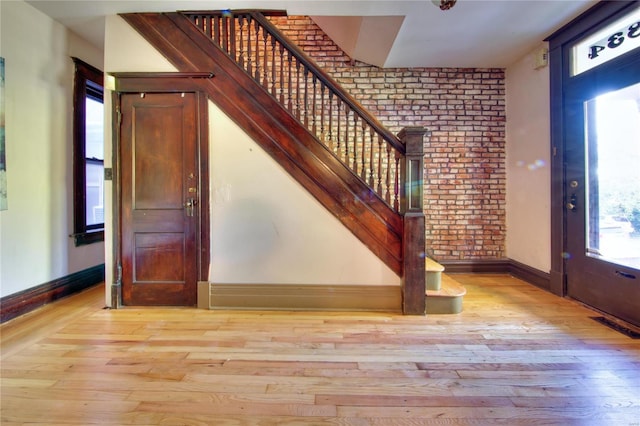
[{"left": 399, "top": 126, "right": 429, "bottom": 315}]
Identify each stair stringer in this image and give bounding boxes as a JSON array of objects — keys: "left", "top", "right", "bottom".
[{"left": 120, "top": 12, "right": 404, "bottom": 276}]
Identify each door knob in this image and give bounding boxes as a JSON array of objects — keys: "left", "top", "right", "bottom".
[{"left": 184, "top": 198, "right": 197, "bottom": 216}]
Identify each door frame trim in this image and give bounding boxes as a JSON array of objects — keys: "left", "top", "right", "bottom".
[
  {"left": 111, "top": 73, "right": 211, "bottom": 307},
  {"left": 547, "top": 1, "right": 639, "bottom": 297}
]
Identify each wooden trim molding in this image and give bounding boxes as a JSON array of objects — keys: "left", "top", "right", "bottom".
[
  {"left": 200, "top": 283, "right": 402, "bottom": 312},
  {"left": 111, "top": 76, "right": 211, "bottom": 308},
  {"left": 508, "top": 259, "right": 552, "bottom": 292},
  {"left": 111, "top": 72, "right": 214, "bottom": 79},
  {"left": 0, "top": 264, "right": 105, "bottom": 323},
  {"left": 440, "top": 259, "right": 511, "bottom": 273},
  {"left": 440, "top": 258, "right": 551, "bottom": 291}
]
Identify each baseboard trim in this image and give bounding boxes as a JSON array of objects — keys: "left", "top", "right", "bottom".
[
  {"left": 439, "top": 259, "right": 511, "bottom": 273},
  {"left": 200, "top": 283, "right": 402, "bottom": 312},
  {"left": 0, "top": 264, "right": 105, "bottom": 323},
  {"left": 438, "top": 258, "right": 551, "bottom": 291},
  {"left": 508, "top": 259, "right": 551, "bottom": 291}
]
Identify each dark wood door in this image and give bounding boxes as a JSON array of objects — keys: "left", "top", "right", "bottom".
[
  {"left": 120, "top": 92, "right": 199, "bottom": 306},
  {"left": 564, "top": 55, "right": 640, "bottom": 327}
]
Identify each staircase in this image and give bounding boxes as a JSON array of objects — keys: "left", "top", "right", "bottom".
[
  {"left": 119, "top": 10, "right": 465, "bottom": 314},
  {"left": 425, "top": 258, "right": 466, "bottom": 314}
]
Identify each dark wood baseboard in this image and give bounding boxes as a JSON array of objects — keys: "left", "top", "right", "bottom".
[
  {"left": 508, "top": 259, "right": 551, "bottom": 292},
  {"left": 0, "top": 264, "right": 105, "bottom": 323},
  {"left": 440, "top": 258, "right": 551, "bottom": 291},
  {"left": 440, "top": 259, "right": 511, "bottom": 273}
]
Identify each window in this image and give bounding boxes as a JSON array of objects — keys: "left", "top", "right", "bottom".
[
  {"left": 570, "top": 7, "right": 640, "bottom": 76},
  {"left": 72, "top": 57, "right": 104, "bottom": 246}
]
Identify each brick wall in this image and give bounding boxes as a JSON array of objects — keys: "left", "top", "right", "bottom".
[{"left": 271, "top": 16, "right": 506, "bottom": 261}]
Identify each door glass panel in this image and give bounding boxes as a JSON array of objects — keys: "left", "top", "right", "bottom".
[
  {"left": 585, "top": 82, "right": 640, "bottom": 269},
  {"left": 571, "top": 7, "right": 640, "bottom": 76}
]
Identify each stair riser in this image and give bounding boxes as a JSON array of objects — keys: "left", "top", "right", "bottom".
[
  {"left": 426, "top": 295, "right": 463, "bottom": 315},
  {"left": 426, "top": 271, "right": 441, "bottom": 291}
]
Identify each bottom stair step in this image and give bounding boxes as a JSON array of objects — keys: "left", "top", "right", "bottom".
[{"left": 425, "top": 274, "right": 466, "bottom": 314}]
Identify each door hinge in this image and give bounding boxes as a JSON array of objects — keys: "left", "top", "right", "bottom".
[{"left": 111, "top": 263, "right": 123, "bottom": 309}]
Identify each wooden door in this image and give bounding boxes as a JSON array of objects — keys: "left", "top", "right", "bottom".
[
  {"left": 120, "top": 92, "right": 200, "bottom": 306},
  {"left": 564, "top": 54, "right": 640, "bottom": 327}
]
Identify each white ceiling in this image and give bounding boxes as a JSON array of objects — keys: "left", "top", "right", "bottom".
[{"left": 25, "top": 0, "right": 598, "bottom": 68}]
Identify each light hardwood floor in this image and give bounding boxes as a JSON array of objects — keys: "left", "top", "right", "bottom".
[{"left": 1, "top": 274, "right": 639, "bottom": 425}]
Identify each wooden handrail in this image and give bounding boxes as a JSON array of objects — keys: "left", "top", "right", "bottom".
[{"left": 247, "top": 12, "right": 405, "bottom": 154}]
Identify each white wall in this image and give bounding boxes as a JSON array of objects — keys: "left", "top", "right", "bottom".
[
  {"left": 505, "top": 45, "right": 551, "bottom": 272},
  {"left": 103, "top": 16, "right": 399, "bottom": 303},
  {"left": 208, "top": 101, "right": 399, "bottom": 285},
  {"left": 0, "top": 0, "right": 104, "bottom": 298}
]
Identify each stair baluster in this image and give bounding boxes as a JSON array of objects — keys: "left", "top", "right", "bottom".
[{"left": 182, "top": 11, "right": 408, "bottom": 213}]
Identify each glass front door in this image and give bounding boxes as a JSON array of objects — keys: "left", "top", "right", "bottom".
[
  {"left": 549, "top": 1, "right": 640, "bottom": 328},
  {"left": 565, "top": 73, "right": 640, "bottom": 327}
]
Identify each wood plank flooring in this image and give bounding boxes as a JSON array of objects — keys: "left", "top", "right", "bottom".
[{"left": 2, "top": 274, "right": 639, "bottom": 425}]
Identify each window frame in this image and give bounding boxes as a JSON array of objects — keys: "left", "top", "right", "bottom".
[{"left": 72, "top": 57, "right": 104, "bottom": 246}]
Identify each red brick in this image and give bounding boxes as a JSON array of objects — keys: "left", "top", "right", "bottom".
[{"left": 274, "top": 16, "right": 506, "bottom": 260}]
